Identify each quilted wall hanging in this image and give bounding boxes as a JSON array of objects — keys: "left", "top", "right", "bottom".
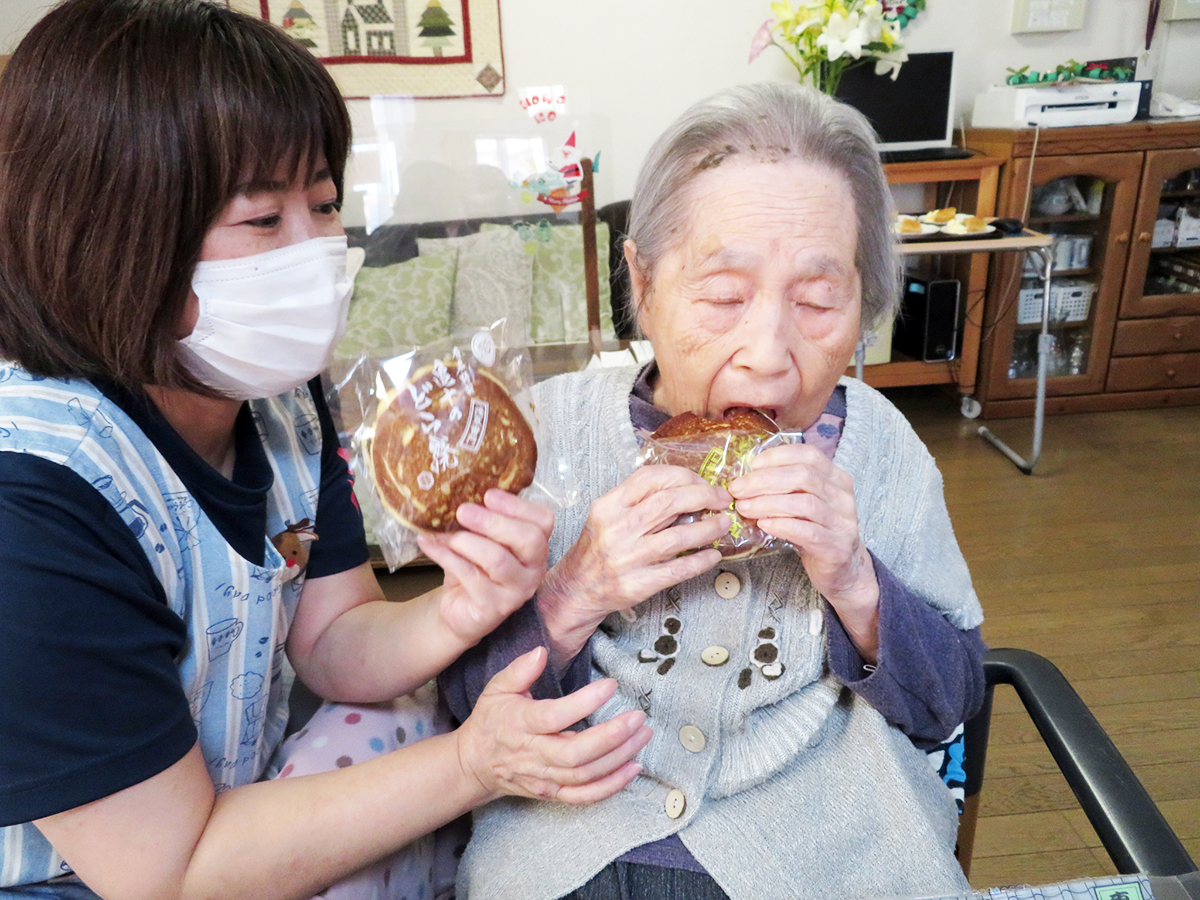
[{"left": 229, "top": 0, "right": 505, "bottom": 98}]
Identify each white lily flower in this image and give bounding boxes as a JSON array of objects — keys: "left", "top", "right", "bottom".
[
  {"left": 796, "top": 12, "right": 826, "bottom": 33},
  {"left": 873, "top": 46, "right": 909, "bottom": 79},
  {"left": 881, "top": 16, "right": 903, "bottom": 48},
  {"left": 752, "top": 0, "right": 918, "bottom": 92},
  {"left": 858, "top": 1, "right": 887, "bottom": 42},
  {"left": 817, "top": 10, "right": 867, "bottom": 60}
]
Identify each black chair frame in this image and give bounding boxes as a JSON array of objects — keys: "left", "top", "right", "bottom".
[{"left": 960, "top": 648, "right": 1197, "bottom": 884}]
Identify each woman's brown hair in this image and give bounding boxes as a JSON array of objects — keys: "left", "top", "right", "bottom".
[{"left": 0, "top": 0, "right": 351, "bottom": 391}]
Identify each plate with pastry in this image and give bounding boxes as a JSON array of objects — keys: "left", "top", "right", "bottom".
[
  {"left": 918, "top": 206, "right": 959, "bottom": 225},
  {"left": 894, "top": 215, "right": 942, "bottom": 240},
  {"left": 938, "top": 215, "right": 998, "bottom": 238}
]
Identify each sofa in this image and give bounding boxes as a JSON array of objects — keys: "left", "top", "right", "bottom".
[{"left": 333, "top": 187, "right": 642, "bottom": 374}]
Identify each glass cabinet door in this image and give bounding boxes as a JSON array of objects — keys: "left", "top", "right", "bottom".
[
  {"left": 984, "top": 151, "right": 1140, "bottom": 400},
  {"left": 1121, "top": 147, "right": 1200, "bottom": 320}
]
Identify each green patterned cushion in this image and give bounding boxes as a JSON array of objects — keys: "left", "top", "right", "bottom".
[
  {"left": 417, "top": 229, "right": 533, "bottom": 346},
  {"left": 333, "top": 241, "right": 457, "bottom": 361},
  {"left": 481, "top": 222, "right": 614, "bottom": 344}
]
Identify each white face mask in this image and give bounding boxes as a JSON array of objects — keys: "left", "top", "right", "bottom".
[{"left": 179, "top": 235, "right": 352, "bottom": 400}]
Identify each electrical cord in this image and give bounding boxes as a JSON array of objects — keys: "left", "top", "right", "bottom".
[{"left": 980, "top": 123, "right": 1043, "bottom": 347}]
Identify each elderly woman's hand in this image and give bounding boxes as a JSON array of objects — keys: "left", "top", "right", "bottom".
[
  {"left": 536, "top": 466, "right": 731, "bottom": 670},
  {"left": 729, "top": 443, "right": 881, "bottom": 660}
]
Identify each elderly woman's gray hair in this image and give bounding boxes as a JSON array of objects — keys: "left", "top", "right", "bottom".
[{"left": 627, "top": 82, "right": 901, "bottom": 334}]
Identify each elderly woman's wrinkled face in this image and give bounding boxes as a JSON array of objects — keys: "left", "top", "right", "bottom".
[{"left": 632, "top": 158, "right": 862, "bottom": 432}]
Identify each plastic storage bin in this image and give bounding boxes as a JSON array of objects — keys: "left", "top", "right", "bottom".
[{"left": 1017, "top": 278, "right": 1095, "bottom": 324}]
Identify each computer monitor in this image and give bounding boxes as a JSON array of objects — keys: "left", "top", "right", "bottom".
[{"left": 834, "top": 51, "right": 961, "bottom": 159}]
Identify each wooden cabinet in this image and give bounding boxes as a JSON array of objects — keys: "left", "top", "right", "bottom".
[
  {"left": 965, "top": 121, "right": 1200, "bottom": 417},
  {"left": 1106, "top": 352, "right": 1200, "bottom": 391},
  {"left": 984, "top": 151, "right": 1140, "bottom": 402},
  {"left": 1121, "top": 147, "right": 1200, "bottom": 319},
  {"left": 1111, "top": 315, "right": 1200, "bottom": 354}
]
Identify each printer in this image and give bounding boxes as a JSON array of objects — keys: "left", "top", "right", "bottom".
[{"left": 972, "top": 82, "right": 1142, "bottom": 129}]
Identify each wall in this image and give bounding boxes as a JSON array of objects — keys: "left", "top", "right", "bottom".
[
  {"left": 1, "top": 0, "right": 54, "bottom": 56},
  {"left": 351, "top": 0, "right": 1198, "bottom": 219},
  {"left": 4, "top": 0, "right": 1198, "bottom": 223}
]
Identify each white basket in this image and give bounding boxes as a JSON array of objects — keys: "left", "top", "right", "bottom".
[
  {"left": 1054, "top": 281, "right": 1094, "bottom": 321},
  {"left": 1024, "top": 235, "right": 1092, "bottom": 275},
  {"left": 1017, "top": 279, "right": 1094, "bottom": 325},
  {"left": 1018, "top": 285, "right": 1045, "bottom": 323}
]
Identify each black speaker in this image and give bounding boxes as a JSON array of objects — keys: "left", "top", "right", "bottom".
[
  {"left": 1135, "top": 79, "right": 1153, "bottom": 120},
  {"left": 894, "top": 273, "right": 960, "bottom": 362}
]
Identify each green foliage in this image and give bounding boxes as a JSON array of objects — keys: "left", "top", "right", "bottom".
[{"left": 1005, "top": 57, "right": 1135, "bottom": 86}]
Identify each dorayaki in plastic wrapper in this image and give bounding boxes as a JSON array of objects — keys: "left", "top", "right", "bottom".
[
  {"left": 368, "top": 358, "right": 537, "bottom": 533},
  {"left": 348, "top": 323, "right": 571, "bottom": 569},
  {"left": 639, "top": 407, "right": 801, "bottom": 560}
]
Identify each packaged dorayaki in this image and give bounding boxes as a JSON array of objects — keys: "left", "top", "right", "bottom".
[
  {"left": 347, "top": 321, "right": 574, "bottom": 569},
  {"left": 638, "top": 408, "right": 802, "bottom": 561}
]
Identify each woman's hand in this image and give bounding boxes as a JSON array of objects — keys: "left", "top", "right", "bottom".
[
  {"left": 456, "top": 647, "right": 653, "bottom": 804},
  {"left": 537, "top": 466, "right": 732, "bottom": 669},
  {"left": 417, "top": 489, "right": 555, "bottom": 648},
  {"left": 729, "top": 443, "right": 881, "bottom": 659}
]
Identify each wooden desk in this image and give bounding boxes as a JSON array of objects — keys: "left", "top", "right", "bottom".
[
  {"left": 527, "top": 341, "right": 618, "bottom": 381},
  {"left": 849, "top": 155, "right": 1004, "bottom": 397},
  {"left": 854, "top": 225, "right": 1052, "bottom": 398}
]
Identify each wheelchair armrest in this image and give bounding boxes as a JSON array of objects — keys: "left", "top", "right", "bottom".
[{"left": 985, "top": 648, "right": 1196, "bottom": 877}]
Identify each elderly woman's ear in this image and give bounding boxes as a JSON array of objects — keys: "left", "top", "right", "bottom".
[{"left": 623, "top": 238, "right": 652, "bottom": 337}]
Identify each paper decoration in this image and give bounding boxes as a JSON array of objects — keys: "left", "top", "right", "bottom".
[
  {"left": 880, "top": 0, "right": 925, "bottom": 28},
  {"left": 518, "top": 85, "right": 568, "bottom": 123},
  {"left": 512, "top": 132, "right": 587, "bottom": 211},
  {"left": 230, "top": 0, "right": 505, "bottom": 99}
]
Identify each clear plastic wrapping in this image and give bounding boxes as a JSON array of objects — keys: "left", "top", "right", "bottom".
[
  {"left": 637, "top": 416, "right": 802, "bottom": 561},
  {"left": 345, "top": 321, "right": 574, "bottom": 570}
]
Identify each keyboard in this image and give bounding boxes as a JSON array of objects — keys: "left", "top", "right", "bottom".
[
  {"left": 880, "top": 147, "right": 975, "bottom": 164},
  {"left": 901, "top": 873, "right": 1177, "bottom": 900}
]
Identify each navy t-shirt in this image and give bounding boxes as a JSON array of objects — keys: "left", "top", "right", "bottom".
[{"left": 0, "top": 377, "right": 368, "bottom": 826}]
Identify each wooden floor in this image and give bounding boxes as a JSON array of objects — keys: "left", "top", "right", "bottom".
[
  {"left": 887, "top": 387, "right": 1200, "bottom": 889},
  {"left": 376, "top": 389, "right": 1200, "bottom": 888}
]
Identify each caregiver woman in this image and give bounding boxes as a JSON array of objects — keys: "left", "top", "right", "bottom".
[
  {"left": 0, "top": 2, "right": 650, "bottom": 898},
  {"left": 441, "top": 83, "right": 987, "bottom": 900}
]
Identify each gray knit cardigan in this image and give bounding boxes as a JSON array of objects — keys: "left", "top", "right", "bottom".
[{"left": 457, "top": 366, "right": 984, "bottom": 900}]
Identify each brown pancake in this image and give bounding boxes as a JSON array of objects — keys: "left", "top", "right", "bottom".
[
  {"left": 646, "top": 408, "right": 780, "bottom": 560},
  {"left": 368, "top": 360, "right": 536, "bottom": 532},
  {"left": 651, "top": 407, "right": 778, "bottom": 440}
]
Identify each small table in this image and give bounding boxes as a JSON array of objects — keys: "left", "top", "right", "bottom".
[
  {"left": 967, "top": 231, "right": 1054, "bottom": 474},
  {"left": 856, "top": 229, "right": 1056, "bottom": 474}
]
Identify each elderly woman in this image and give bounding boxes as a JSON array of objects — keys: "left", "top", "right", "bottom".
[{"left": 440, "top": 82, "right": 986, "bottom": 900}]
